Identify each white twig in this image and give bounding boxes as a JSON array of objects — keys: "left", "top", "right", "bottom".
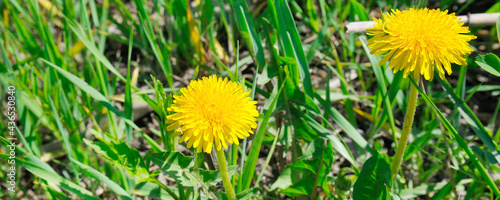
[{"left": 346, "top": 13, "right": 500, "bottom": 33}]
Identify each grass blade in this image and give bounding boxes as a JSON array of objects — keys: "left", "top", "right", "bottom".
[
  {"left": 359, "top": 36, "right": 397, "bottom": 141},
  {"left": 42, "top": 59, "right": 164, "bottom": 152},
  {"left": 270, "top": 0, "right": 313, "bottom": 97},
  {"left": 239, "top": 79, "right": 285, "bottom": 192},
  {"left": 315, "top": 92, "right": 374, "bottom": 154},
  {"left": 64, "top": 17, "right": 126, "bottom": 82},
  {"left": 409, "top": 77, "right": 500, "bottom": 196},
  {"left": 232, "top": 0, "right": 265, "bottom": 68},
  {"left": 72, "top": 158, "right": 133, "bottom": 200},
  {"left": 437, "top": 77, "right": 500, "bottom": 163},
  {"left": 0, "top": 156, "right": 100, "bottom": 200}
]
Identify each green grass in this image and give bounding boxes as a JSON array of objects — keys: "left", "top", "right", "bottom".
[{"left": 1, "top": 0, "right": 500, "bottom": 199}]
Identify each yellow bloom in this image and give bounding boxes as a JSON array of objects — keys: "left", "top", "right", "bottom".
[
  {"left": 367, "top": 8, "right": 476, "bottom": 80},
  {"left": 166, "top": 75, "right": 259, "bottom": 153}
]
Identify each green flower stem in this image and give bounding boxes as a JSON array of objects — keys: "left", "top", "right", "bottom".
[
  {"left": 391, "top": 73, "right": 420, "bottom": 181},
  {"left": 216, "top": 148, "right": 237, "bottom": 200}
]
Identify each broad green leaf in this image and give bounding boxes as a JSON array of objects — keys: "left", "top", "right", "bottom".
[
  {"left": 353, "top": 152, "right": 392, "bottom": 200},
  {"left": 83, "top": 132, "right": 150, "bottom": 183},
  {"left": 149, "top": 152, "right": 237, "bottom": 199},
  {"left": 284, "top": 75, "right": 320, "bottom": 113},
  {"left": 292, "top": 116, "right": 318, "bottom": 142},
  {"left": 280, "top": 178, "right": 314, "bottom": 197},
  {"left": 471, "top": 146, "right": 499, "bottom": 165},
  {"left": 269, "top": 165, "right": 293, "bottom": 191},
  {"left": 292, "top": 161, "right": 317, "bottom": 175},
  {"left": 280, "top": 138, "right": 334, "bottom": 197},
  {"left": 475, "top": 53, "right": 500, "bottom": 77}
]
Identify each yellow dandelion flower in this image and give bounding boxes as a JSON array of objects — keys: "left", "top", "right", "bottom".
[
  {"left": 166, "top": 75, "right": 259, "bottom": 153},
  {"left": 367, "top": 8, "right": 476, "bottom": 80}
]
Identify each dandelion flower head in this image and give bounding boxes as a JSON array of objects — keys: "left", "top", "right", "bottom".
[
  {"left": 166, "top": 75, "right": 259, "bottom": 153},
  {"left": 367, "top": 8, "right": 476, "bottom": 80}
]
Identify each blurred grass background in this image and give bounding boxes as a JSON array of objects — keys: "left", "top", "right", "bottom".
[{"left": 1, "top": 0, "right": 500, "bottom": 199}]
